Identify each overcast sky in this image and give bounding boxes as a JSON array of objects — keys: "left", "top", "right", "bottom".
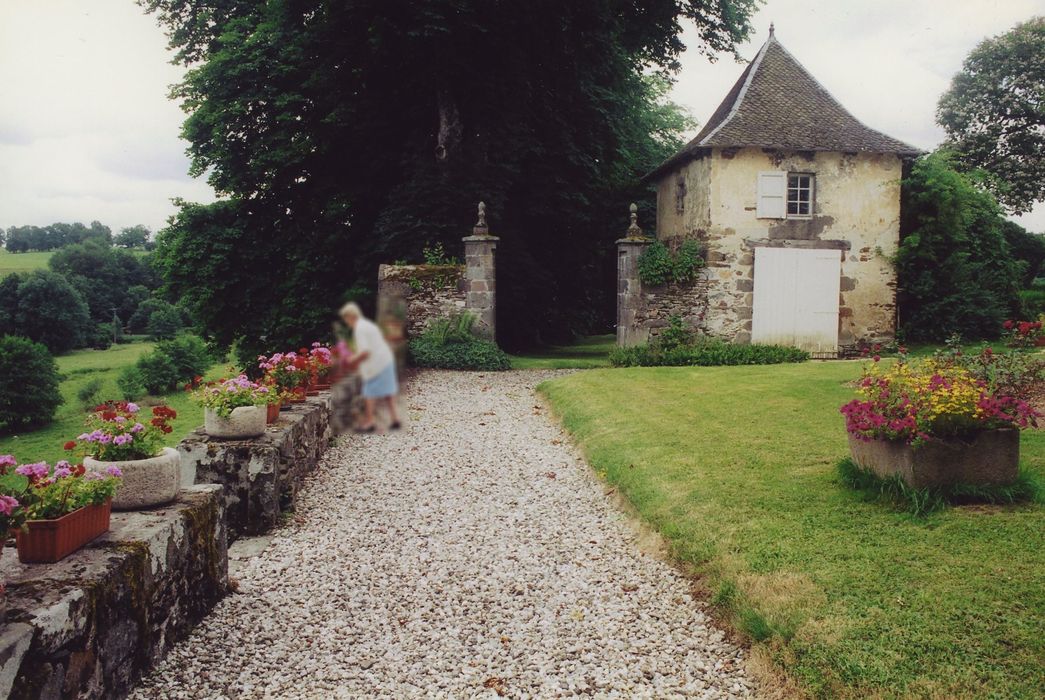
[{"left": 0, "top": 0, "right": 1042, "bottom": 234}]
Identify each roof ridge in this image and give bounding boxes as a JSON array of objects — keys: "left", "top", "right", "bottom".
[{"left": 698, "top": 35, "right": 775, "bottom": 147}]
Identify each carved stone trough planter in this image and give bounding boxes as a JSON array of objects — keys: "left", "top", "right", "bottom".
[
  {"left": 205, "top": 405, "right": 267, "bottom": 439},
  {"left": 847, "top": 429, "right": 1020, "bottom": 489},
  {"left": 85, "top": 447, "right": 181, "bottom": 510}
]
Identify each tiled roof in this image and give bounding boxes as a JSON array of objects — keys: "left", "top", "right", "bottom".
[{"left": 646, "top": 30, "right": 922, "bottom": 181}]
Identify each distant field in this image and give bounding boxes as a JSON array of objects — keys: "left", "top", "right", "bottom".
[
  {"left": 0, "top": 341, "right": 225, "bottom": 465},
  {"left": 509, "top": 334, "right": 615, "bottom": 369},
  {"left": 0, "top": 250, "right": 53, "bottom": 276}
]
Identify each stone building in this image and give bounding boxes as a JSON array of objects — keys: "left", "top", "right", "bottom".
[{"left": 637, "top": 27, "right": 920, "bottom": 353}]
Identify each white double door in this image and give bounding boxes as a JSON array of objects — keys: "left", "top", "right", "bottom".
[{"left": 751, "top": 247, "right": 841, "bottom": 352}]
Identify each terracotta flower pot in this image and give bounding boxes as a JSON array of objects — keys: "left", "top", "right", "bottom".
[
  {"left": 287, "top": 386, "right": 307, "bottom": 403},
  {"left": 266, "top": 402, "right": 281, "bottom": 424},
  {"left": 16, "top": 500, "right": 112, "bottom": 563},
  {"left": 85, "top": 447, "right": 180, "bottom": 511},
  {"left": 204, "top": 406, "right": 266, "bottom": 439}
]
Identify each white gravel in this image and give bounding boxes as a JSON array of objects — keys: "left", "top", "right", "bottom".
[{"left": 131, "top": 370, "right": 755, "bottom": 699}]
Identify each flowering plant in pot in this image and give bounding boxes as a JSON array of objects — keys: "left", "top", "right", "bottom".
[
  {"left": 69, "top": 401, "right": 180, "bottom": 510},
  {"left": 1, "top": 456, "right": 122, "bottom": 563},
  {"left": 192, "top": 375, "right": 271, "bottom": 438},
  {"left": 308, "top": 342, "right": 334, "bottom": 389},
  {"left": 259, "top": 352, "right": 310, "bottom": 402},
  {"left": 840, "top": 356, "right": 1039, "bottom": 488}
]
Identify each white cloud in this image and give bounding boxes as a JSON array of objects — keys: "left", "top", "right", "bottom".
[
  {"left": 0, "top": 0, "right": 213, "bottom": 233},
  {"left": 670, "top": 0, "right": 1045, "bottom": 231}
]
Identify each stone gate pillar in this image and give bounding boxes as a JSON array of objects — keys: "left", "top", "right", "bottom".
[
  {"left": 616, "top": 203, "right": 651, "bottom": 346},
  {"left": 463, "top": 202, "right": 499, "bottom": 340}
]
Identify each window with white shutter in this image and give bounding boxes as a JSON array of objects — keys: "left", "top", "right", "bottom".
[{"left": 756, "top": 171, "right": 786, "bottom": 219}]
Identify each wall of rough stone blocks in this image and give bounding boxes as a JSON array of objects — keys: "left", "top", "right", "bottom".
[{"left": 376, "top": 264, "right": 466, "bottom": 340}]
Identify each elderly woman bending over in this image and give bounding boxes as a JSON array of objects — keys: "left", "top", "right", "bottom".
[{"left": 339, "top": 302, "right": 401, "bottom": 432}]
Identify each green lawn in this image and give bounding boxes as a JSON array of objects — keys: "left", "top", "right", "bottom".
[
  {"left": 539, "top": 362, "right": 1044, "bottom": 699},
  {"left": 0, "top": 250, "right": 53, "bottom": 277},
  {"left": 0, "top": 342, "right": 223, "bottom": 465},
  {"left": 509, "top": 334, "right": 616, "bottom": 369}
]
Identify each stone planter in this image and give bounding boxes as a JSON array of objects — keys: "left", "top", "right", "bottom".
[
  {"left": 847, "top": 429, "right": 1020, "bottom": 489},
  {"left": 205, "top": 405, "right": 266, "bottom": 439},
  {"left": 15, "top": 499, "right": 111, "bottom": 563},
  {"left": 86, "top": 447, "right": 180, "bottom": 510}
]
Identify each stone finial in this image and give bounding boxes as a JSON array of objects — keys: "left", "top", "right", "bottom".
[
  {"left": 626, "top": 202, "right": 644, "bottom": 238},
  {"left": 473, "top": 201, "right": 489, "bottom": 236},
  {"left": 769, "top": 22, "right": 775, "bottom": 36}
]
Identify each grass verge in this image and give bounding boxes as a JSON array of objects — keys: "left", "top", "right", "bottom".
[
  {"left": 0, "top": 250, "right": 53, "bottom": 277},
  {"left": 0, "top": 341, "right": 225, "bottom": 464},
  {"left": 538, "top": 363, "right": 1044, "bottom": 699},
  {"left": 508, "top": 334, "right": 615, "bottom": 369}
]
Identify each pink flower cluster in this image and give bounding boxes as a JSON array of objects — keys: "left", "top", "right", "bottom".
[{"left": 840, "top": 399, "right": 922, "bottom": 443}]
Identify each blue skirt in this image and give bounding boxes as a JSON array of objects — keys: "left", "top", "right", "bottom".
[{"left": 362, "top": 363, "right": 398, "bottom": 398}]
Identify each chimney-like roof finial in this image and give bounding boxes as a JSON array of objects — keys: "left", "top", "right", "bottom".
[{"left": 769, "top": 22, "right": 775, "bottom": 37}]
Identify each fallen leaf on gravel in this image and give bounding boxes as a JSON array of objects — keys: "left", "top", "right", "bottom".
[
  {"left": 621, "top": 584, "right": 639, "bottom": 593},
  {"left": 500, "top": 635, "right": 510, "bottom": 646},
  {"left": 228, "top": 577, "right": 241, "bottom": 593},
  {"left": 551, "top": 439, "right": 562, "bottom": 445},
  {"left": 483, "top": 677, "right": 507, "bottom": 696},
  {"left": 544, "top": 471, "right": 556, "bottom": 479}
]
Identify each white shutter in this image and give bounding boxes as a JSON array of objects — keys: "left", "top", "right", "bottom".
[{"left": 756, "top": 171, "right": 786, "bottom": 219}]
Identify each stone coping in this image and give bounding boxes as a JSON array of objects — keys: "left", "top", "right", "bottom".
[
  {"left": 178, "top": 393, "right": 333, "bottom": 540},
  {"left": 0, "top": 485, "right": 227, "bottom": 699}
]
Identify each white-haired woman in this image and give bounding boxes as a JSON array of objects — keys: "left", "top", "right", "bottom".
[{"left": 339, "top": 302, "right": 401, "bottom": 432}]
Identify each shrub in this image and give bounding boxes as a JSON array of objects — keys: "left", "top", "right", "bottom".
[
  {"left": 137, "top": 350, "right": 180, "bottom": 394},
  {"left": 408, "top": 312, "right": 510, "bottom": 371},
  {"left": 637, "top": 239, "right": 704, "bottom": 286},
  {"left": 76, "top": 378, "right": 105, "bottom": 411},
  {"left": 155, "top": 335, "right": 212, "bottom": 380},
  {"left": 655, "top": 315, "right": 695, "bottom": 351},
  {"left": 0, "top": 336, "right": 63, "bottom": 432},
  {"left": 145, "top": 305, "right": 184, "bottom": 340},
  {"left": 117, "top": 366, "right": 147, "bottom": 400},
  {"left": 609, "top": 337, "right": 808, "bottom": 367},
  {"left": 86, "top": 323, "right": 114, "bottom": 350},
  {"left": 2, "top": 270, "right": 93, "bottom": 353}
]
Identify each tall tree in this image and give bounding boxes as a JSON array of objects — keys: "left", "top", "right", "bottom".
[
  {"left": 144, "top": 0, "right": 752, "bottom": 355},
  {"left": 115, "top": 225, "right": 151, "bottom": 249},
  {"left": 937, "top": 17, "right": 1045, "bottom": 214}
]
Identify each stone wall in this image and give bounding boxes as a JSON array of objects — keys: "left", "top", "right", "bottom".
[
  {"left": 178, "top": 394, "right": 332, "bottom": 541},
  {"left": 376, "top": 264, "right": 466, "bottom": 340},
  {"left": 652, "top": 148, "right": 902, "bottom": 347},
  {"left": 0, "top": 485, "right": 227, "bottom": 700}
]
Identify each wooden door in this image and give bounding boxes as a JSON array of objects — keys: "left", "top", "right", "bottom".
[{"left": 751, "top": 247, "right": 840, "bottom": 352}]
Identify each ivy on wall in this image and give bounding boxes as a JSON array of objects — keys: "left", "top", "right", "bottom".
[{"left": 637, "top": 240, "right": 704, "bottom": 287}]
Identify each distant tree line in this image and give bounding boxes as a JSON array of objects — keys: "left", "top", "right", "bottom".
[
  {"left": 3, "top": 221, "right": 155, "bottom": 252},
  {"left": 0, "top": 234, "right": 191, "bottom": 355}
]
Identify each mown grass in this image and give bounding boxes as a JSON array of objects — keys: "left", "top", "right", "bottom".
[
  {"left": 0, "top": 341, "right": 226, "bottom": 464},
  {"left": 0, "top": 250, "right": 53, "bottom": 277},
  {"left": 539, "top": 362, "right": 1044, "bottom": 699},
  {"left": 508, "top": 334, "right": 615, "bottom": 369}
]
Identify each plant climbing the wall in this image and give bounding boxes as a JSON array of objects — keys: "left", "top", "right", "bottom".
[{"left": 637, "top": 239, "right": 704, "bottom": 286}]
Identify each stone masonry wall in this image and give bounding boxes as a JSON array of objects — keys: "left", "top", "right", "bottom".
[
  {"left": 177, "top": 394, "right": 332, "bottom": 541},
  {"left": 0, "top": 485, "right": 227, "bottom": 700},
  {"left": 376, "top": 264, "right": 466, "bottom": 340},
  {"left": 634, "top": 274, "right": 712, "bottom": 342}
]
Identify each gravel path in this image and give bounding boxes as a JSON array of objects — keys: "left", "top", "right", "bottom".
[{"left": 132, "top": 370, "right": 755, "bottom": 699}]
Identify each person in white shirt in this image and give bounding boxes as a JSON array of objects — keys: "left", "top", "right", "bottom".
[{"left": 339, "top": 302, "right": 401, "bottom": 432}]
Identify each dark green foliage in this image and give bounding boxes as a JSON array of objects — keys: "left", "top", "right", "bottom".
[
  {"left": 4, "top": 221, "right": 112, "bottom": 252},
  {"left": 142, "top": 0, "right": 756, "bottom": 354},
  {"left": 837, "top": 457, "right": 1040, "bottom": 518},
  {"left": 897, "top": 153, "right": 1023, "bottom": 341},
  {"left": 117, "top": 366, "right": 147, "bottom": 401},
  {"left": 86, "top": 324, "right": 114, "bottom": 351},
  {"left": 937, "top": 17, "right": 1045, "bottom": 214},
  {"left": 609, "top": 338, "right": 809, "bottom": 367},
  {"left": 48, "top": 238, "right": 160, "bottom": 323},
  {"left": 656, "top": 315, "right": 695, "bottom": 351},
  {"left": 135, "top": 334, "right": 212, "bottom": 394},
  {"left": 408, "top": 314, "right": 510, "bottom": 370},
  {"left": 115, "top": 225, "right": 151, "bottom": 249},
  {"left": 0, "top": 270, "right": 93, "bottom": 354},
  {"left": 1019, "top": 279, "right": 1045, "bottom": 317},
  {"left": 136, "top": 351, "right": 181, "bottom": 395},
  {"left": 637, "top": 239, "right": 704, "bottom": 286},
  {"left": 1000, "top": 221, "right": 1045, "bottom": 288},
  {"left": 145, "top": 305, "right": 184, "bottom": 340},
  {"left": 76, "top": 378, "right": 105, "bottom": 411},
  {"left": 0, "top": 336, "right": 62, "bottom": 432}
]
